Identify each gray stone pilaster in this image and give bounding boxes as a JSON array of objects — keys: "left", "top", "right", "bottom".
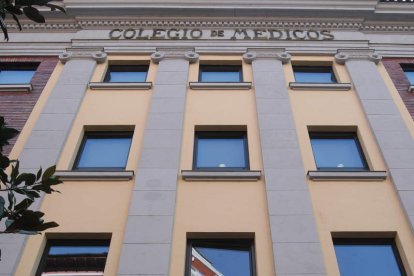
[
  {"left": 245, "top": 48, "right": 327, "bottom": 276},
  {"left": 118, "top": 48, "right": 198, "bottom": 276},
  {"left": 0, "top": 48, "right": 106, "bottom": 276},
  {"left": 336, "top": 49, "right": 414, "bottom": 231}
]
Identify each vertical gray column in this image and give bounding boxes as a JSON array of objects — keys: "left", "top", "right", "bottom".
[
  {"left": 118, "top": 48, "right": 198, "bottom": 276},
  {"left": 244, "top": 49, "right": 326, "bottom": 276},
  {"left": 0, "top": 48, "right": 106, "bottom": 276},
  {"left": 336, "top": 49, "right": 414, "bottom": 231}
]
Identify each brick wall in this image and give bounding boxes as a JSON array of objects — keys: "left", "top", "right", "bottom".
[
  {"left": 0, "top": 56, "right": 58, "bottom": 155},
  {"left": 383, "top": 58, "right": 414, "bottom": 120}
]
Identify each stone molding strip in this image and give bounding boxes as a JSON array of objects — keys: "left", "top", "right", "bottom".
[
  {"left": 89, "top": 82, "right": 152, "bottom": 90},
  {"left": 308, "top": 170, "right": 388, "bottom": 181},
  {"left": 289, "top": 82, "right": 352, "bottom": 91},
  {"left": 243, "top": 48, "right": 291, "bottom": 64},
  {"left": 189, "top": 82, "right": 252, "bottom": 90},
  {"left": 59, "top": 48, "right": 107, "bottom": 64},
  {"left": 55, "top": 170, "right": 134, "bottom": 181},
  {"left": 335, "top": 49, "right": 382, "bottom": 64},
  {"left": 181, "top": 170, "right": 262, "bottom": 181},
  {"left": 0, "top": 84, "right": 32, "bottom": 93}
]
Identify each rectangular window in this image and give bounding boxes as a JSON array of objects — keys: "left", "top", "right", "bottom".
[
  {"left": 334, "top": 238, "right": 406, "bottom": 276},
  {"left": 293, "top": 66, "right": 337, "bottom": 83},
  {"left": 186, "top": 239, "right": 255, "bottom": 276},
  {"left": 194, "top": 131, "right": 249, "bottom": 170},
  {"left": 104, "top": 65, "right": 148, "bottom": 82},
  {"left": 402, "top": 64, "right": 414, "bottom": 85},
  {"left": 309, "top": 132, "right": 368, "bottom": 171},
  {"left": 199, "top": 65, "right": 242, "bottom": 82},
  {"left": 36, "top": 239, "right": 110, "bottom": 276},
  {"left": 0, "top": 62, "right": 38, "bottom": 84},
  {"left": 73, "top": 132, "right": 133, "bottom": 171}
]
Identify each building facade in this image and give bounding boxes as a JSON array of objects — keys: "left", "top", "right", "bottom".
[{"left": 1, "top": 0, "right": 414, "bottom": 275}]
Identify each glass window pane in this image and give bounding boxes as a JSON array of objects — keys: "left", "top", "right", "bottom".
[
  {"left": 0, "top": 70, "right": 35, "bottom": 84},
  {"left": 334, "top": 242, "right": 404, "bottom": 276},
  {"left": 201, "top": 71, "right": 241, "bottom": 82},
  {"left": 310, "top": 134, "right": 367, "bottom": 170},
  {"left": 404, "top": 70, "right": 414, "bottom": 84},
  {"left": 196, "top": 136, "right": 247, "bottom": 169},
  {"left": 107, "top": 71, "right": 147, "bottom": 82},
  {"left": 76, "top": 135, "right": 132, "bottom": 169},
  {"left": 293, "top": 66, "right": 336, "bottom": 83},
  {"left": 40, "top": 240, "right": 110, "bottom": 275},
  {"left": 190, "top": 241, "right": 253, "bottom": 276}
]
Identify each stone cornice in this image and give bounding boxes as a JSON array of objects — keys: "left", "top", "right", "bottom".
[
  {"left": 151, "top": 48, "right": 199, "bottom": 63},
  {"left": 59, "top": 47, "right": 107, "bottom": 64},
  {"left": 4, "top": 18, "right": 414, "bottom": 33},
  {"left": 335, "top": 49, "right": 382, "bottom": 64}
]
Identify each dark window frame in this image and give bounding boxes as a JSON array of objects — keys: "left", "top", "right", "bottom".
[
  {"left": 36, "top": 239, "right": 110, "bottom": 276},
  {"left": 199, "top": 65, "right": 243, "bottom": 82},
  {"left": 293, "top": 65, "right": 337, "bottom": 83},
  {"left": 0, "top": 62, "right": 39, "bottom": 84},
  {"left": 73, "top": 131, "right": 133, "bottom": 171},
  {"left": 193, "top": 131, "right": 250, "bottom": 171},
  {"left": 309, "top": 132, "right": 369, "bottom": 171},
  {"left": 401, "top": 64, "right": 414, "bottom": 85},
  {"left": 333, "top": 238, "right": 407, "bottom": 276},
  {"left": 104, "top": 65, "right": 149, "bottom": 83},
  {"left": 185, "top": 239, "right": 257, "bottom": 276}
]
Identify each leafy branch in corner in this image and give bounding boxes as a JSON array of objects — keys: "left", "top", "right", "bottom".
[
  {"left": 0, "top": 116, "right": 62, "bottom": 235},
  {"left": 0, "top": 0, "right": 66, "bottom": 41}
]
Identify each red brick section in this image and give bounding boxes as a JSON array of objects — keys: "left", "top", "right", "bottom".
[
  {"left": 0, "top": 56, "right": 58, "bottom": 155},
  {"left": 382, "top": 58, "right": 414, "bottom": 120}
]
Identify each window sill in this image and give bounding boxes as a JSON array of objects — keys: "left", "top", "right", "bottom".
[
  {"left": 89, "top": 82, "right": 152, "bottom": 90},
  {"left": 54, "top": 170, "right": 134, "bottom": 181},
  {"left": 307, "top": 170, "right": 387, "bottom": 181},
  {"left": 408, "top": 85, "right": 414, "bottom": 93},
  {"left": 189, "top": 82, "right": 252, "bottom": 90},
  {"left": 0, "top": 84, "right": 32, "bottom": 93},
  {"left": 181, "top": 170, "right": 261, "bottom": 181},
  {"left": 289, "top": 82, "right": 352, "bottom": 91}
]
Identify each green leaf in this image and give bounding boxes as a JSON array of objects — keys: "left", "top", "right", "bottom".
[
  {"left": 10, "top": 160, "right": 19, "bottom": 182},
  {"left": 14, "top": 173, "right": 36, "bottom": 186},
  {"left": 5, "top": 5, "right": 23, "bottom": 15},
  {"left": 42, "top": 165, "right": 56, "bottom": 181},
  {"left": 11, "top": 13, "right": 22, "bottom": 31},
  {"left": 36, "top": 167, "right": 42, "bottom": 181},
  {"left": 14, "top": 198, "right": 33, "bottom": 212},
  {"left": 7, "top": 190, "right": 14, "bottom": 210},
  {"left": 0, "top": 196, "right": 5, "bottom": 219},
  {"left": 30, "top": 221, "right": 58, "bottom": 231},
  {"left": 45, "top": 3, "right": 66, "bottom": 14},
  {"left": 0, "top": 155, "right": 10, "bottom": 169},
  {"left": 23, "top": 6, "right": 45, "bottom": 23}
]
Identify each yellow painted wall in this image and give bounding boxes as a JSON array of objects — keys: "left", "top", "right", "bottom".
[
  {"left": 169, "top": 55, "right": 276, "bottom": 276},
  {"left": 15, "top": 55, "right": 155, "bottom": 276},
  {"left": 287, "top": 56, "right": 414, "bottom": 275}
]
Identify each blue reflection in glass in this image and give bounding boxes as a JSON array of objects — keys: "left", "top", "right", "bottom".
[
  {"left": 196, "top": 138, "right": 246, "bottom": 169},
  {"left": 76, "top": 136, "right": 132, "bottom": 169},
  {"left": 107, "top": 71, "right": 147, "bottom": 82},
  {"left": 404, "top": 70, "right": 414, "bottom": 84},
  {"left": 196, "top": 246, "right": 252, "bottom": 276},
  {"left": 0, "top": 70, "right": 35, "bottom": 84},
  {"left": 200, "top": 71, "right": 241, "bottom": 82},
  {"left": 334, "top": 244, "right": 403, "bottom": 276},
  {"left": 311, "top": 137, "right": 366, "bottom": 170},
  {"left": 49, "top": 245, "right": 109, "bottom": 255}
]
